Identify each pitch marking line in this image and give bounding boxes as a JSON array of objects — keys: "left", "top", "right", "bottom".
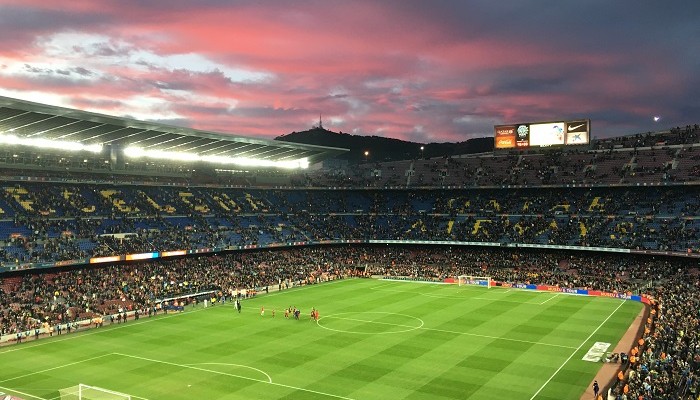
[
  {"left": 0, "top": 279, "right": 349, "bottom": 356},
  {"left": 371, "top": 285, "right": 559, "bottom": 305},
  {"left": 529, "top": 300, "right": 627, "bottom": 400},
  {"left": 0, "top": 306, "right": 211, "bottom": 355},
  {"left": 368, "top": 282, "right": 401, "bottom": 290},
  {"left": 319, "top": 315, "right": 576, "bottom": 349},
  {"left": 183, "top": 362, "right": 272, "bottom": 383},
  {"left": 0, "top": 354, "right": 151, "bottom": 400},
  {"left": 113, "top": 352, "right": 355, "bottom": 400},
  {"left": 319, "top": 312, "right": 424, "bottom": 335},
  {"left": 0, "top": 353, "right": 112, "bottom": 384},
  {"left": 44, "top": 391, "right": 149, "bottom": 400},
  {"left": 539, "top": 293, "right": 561, "bottom": 305},
  {"left": 0, "top": 385, "right": 46, "bottom": 400}
]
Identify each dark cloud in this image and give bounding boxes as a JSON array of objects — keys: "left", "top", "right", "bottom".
[
  {"left": 0, "top": 5, "right": 112, "bottom": 48},
  {"left": 72, "top": 67, "right": 94, "bottom": 77},
  {"left": 226, "top": 106, "right": 308, "bottom": 119},
  {"left": 71, "top": 41, "right": 135, "bottom": 58},
  {"left": 70, "top": 97, "right": 124, "bottom": 109},
  {"left": 143, "top": 117, "right": 192, "bottom": 128},
  {"left": 24, "top": 64, "right": 51, "bottom": 74},
  {"left": 11, "top": 74, "right": 95, "bottom": 89},
  {"left": 172, "top": 103, "right": 235, "bottom": 117}
]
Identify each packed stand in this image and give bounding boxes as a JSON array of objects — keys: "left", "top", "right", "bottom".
[
  {"left": 2, "top": 184, "right": 700, "bottom": 265},
  {"left": 0, "top": 246, "right": 361, "bottom": 337}
]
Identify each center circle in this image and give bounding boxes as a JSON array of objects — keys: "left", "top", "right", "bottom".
[{"left": 317, "top": 311, "right": 424, "bottom": 334}]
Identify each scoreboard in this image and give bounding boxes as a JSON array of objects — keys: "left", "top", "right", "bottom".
[{"left": 494, "top": 119, "right": 590, "bottom": 150}]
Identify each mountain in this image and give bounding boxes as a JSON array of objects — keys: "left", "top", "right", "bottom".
[{"left": 275, "top": 127, "right": 493, "bottom": 163}]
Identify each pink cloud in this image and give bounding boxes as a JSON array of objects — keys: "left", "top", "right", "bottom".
[{"left": 0, "top": 1, "right": 696, "bottom": 143}]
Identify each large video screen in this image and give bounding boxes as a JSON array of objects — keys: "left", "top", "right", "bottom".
[
  {"left": 494, "top": 119, "right": 589, "bottom": 150},
  {"left": 529, "top": 122, "right": 566, "bottom": 146}
]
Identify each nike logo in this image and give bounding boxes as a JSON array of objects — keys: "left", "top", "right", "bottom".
[{"left": 568, "top": 123, "right": 585, "bottom": 131}]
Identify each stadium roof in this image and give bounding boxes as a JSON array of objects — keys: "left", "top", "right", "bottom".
[{"left": 0, "top": 95, "right": 348, "bottom": 164}]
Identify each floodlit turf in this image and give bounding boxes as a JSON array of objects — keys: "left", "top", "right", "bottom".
[{"left": 0, "top": 278, "right": 642, "bottom": 400}]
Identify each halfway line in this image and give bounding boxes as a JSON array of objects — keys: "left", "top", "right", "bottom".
[{"left": 321, "top": 315, "right": 576, "bottom": 349}]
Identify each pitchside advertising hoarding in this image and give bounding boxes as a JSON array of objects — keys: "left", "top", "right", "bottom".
[{"left": 495, "top": 119, "right": 590, "bottom": 150}]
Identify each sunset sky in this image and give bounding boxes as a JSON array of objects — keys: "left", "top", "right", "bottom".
[{"left": 0, "top": 0, "right": 698, "bottom": 143}]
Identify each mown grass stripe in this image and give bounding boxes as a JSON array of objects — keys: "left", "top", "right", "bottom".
[{"left": 0, "top": 279, "right": 641, "bottom": 400}]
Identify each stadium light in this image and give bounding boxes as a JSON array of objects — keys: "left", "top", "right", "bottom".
[
  {"left": 123, "top": 146, "right": 309, "bottom": 169},
  {"left": 0, "top": 133, "right": 102, "bottom": 153}
]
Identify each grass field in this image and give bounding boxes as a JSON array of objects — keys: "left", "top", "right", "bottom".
[{"left": 0, "top": 278, "right": 642, "bottom": 400}]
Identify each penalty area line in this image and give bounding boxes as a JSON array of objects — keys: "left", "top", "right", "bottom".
[
  {"left": 0, "top": 353, "right": 113, "bottom": 384},
  {"left": 0, "top": 385, "right": 46, "bottom": 400},
  {"left": 113, "top": 352, "right": 355, "bottom": 400}
]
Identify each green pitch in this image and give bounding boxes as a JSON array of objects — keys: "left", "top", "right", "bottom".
[{"left": 0, "top": 279, "right": 642, "bottom": 400}]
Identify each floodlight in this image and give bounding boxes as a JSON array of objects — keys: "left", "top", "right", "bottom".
[
  {"left": 0, "top": 133, "right": 102, "bottom": 153},
  {"left": 123, "top": 146, "right": 309, "bottom": 169}
]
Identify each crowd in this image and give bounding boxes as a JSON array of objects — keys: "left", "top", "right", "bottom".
[
  {"left": 591, "top": 124, "right": 700, "bottom": 150},
  {"left": 608, "top": 273, "right": 700, "bottom": 400},
  {"left": 296, "top": 134, "right": 700, "bottom": 188},
  {"left": 1, "top": 184, "right": 699, "bottom": 265},
  {"left": 0, "top": 246, "right": 362, "bottom": 337},
  {"left": 1, "top": 244, "right": 698, "bottom": 398}
]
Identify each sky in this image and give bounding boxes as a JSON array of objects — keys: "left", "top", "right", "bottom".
[{"left": 0, "top": 0, "right": 698, "bottom": 143}]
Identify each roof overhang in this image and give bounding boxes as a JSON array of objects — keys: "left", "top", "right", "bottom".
[{"left": 0, "top": 95, "right": 348, "bottom": 165}]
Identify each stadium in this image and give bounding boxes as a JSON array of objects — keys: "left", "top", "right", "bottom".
[{"left": 0, "top": 94, "right": 698, "bottom": 400}]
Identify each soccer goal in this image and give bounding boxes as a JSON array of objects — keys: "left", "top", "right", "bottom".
[
  {"left": 58, "top": 384, "right": 131, "bottom": 400},
  {"left": 457, "top": 275, "right": 492, "bottom": 289}
]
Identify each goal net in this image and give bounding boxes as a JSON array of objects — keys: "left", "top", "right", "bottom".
[
  {"left": 457, "top": 275, "right": 491, "bottom": 289},
  {"left": 59, "top": 384, "right": 131, "bottom": 400}
]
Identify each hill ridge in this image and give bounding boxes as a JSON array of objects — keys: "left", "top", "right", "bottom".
[{"left": 275, "top": 127, "right": 493, "bottom": 163}]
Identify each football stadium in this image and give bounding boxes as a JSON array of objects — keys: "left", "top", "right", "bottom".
[{"left": 0, "top": 94, "right": 698, "bottom": 400}]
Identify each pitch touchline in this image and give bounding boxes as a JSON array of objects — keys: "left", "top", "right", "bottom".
[
  {"left": 113, "top": 353, "right": 355, "bottom": 400},
  {"left": 529, "top": 300, "right": 627, "bottom": 400},
  {"left": 321, "top": 315, "right": 577, "bottom": 349},
  {"left": 0, "top": 306, "right": 212, "bottom": 355},
  {"left": 0, "top": 279, "right": 349, "bottom": 356}
]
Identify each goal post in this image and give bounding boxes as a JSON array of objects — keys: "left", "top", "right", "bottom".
[
  {"left": 59, "top": 384, "right": 131, "bottom": 400},
  {"left": 457, "top": 275, "right": 492, "bottom": 289}
]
